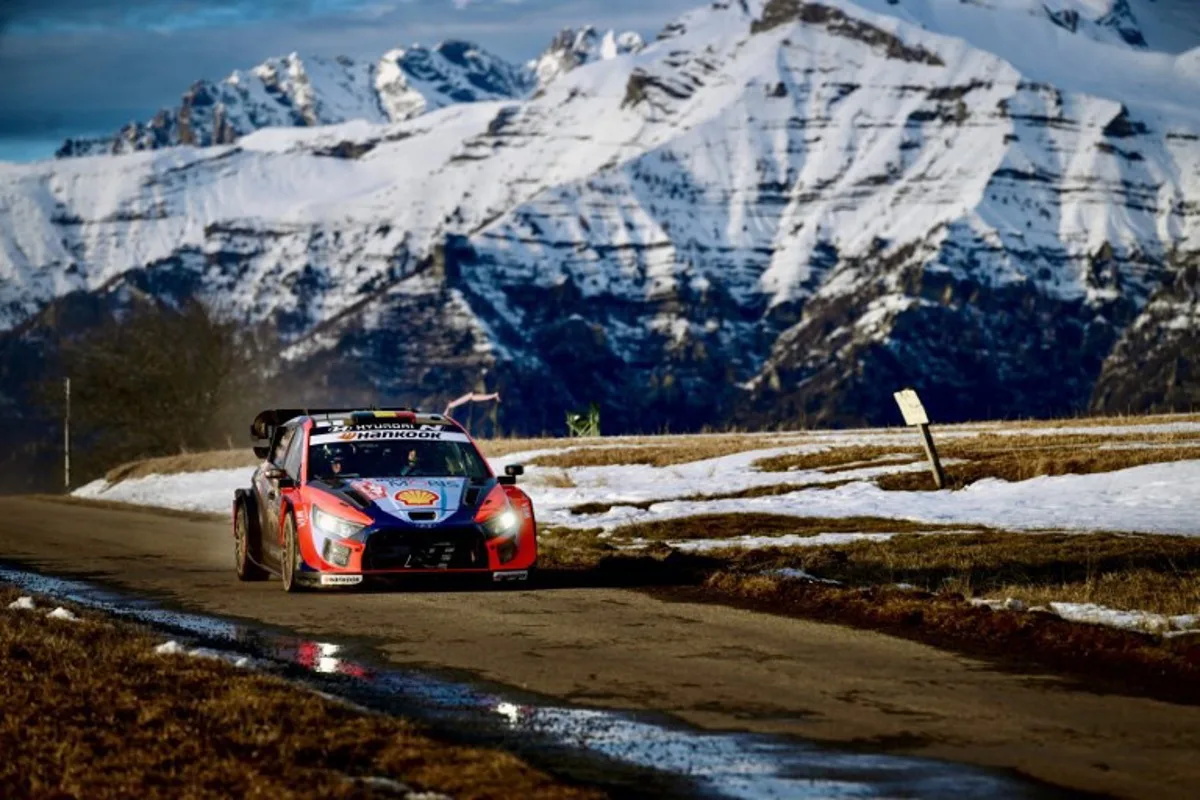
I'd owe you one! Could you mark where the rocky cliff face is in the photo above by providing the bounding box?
[528,27,646,91]
[54,42,535,158]
[4,0,1199,436]
[52,28,650,159]
[1091,254,1200,414]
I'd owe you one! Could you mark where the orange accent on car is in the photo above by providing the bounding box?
[395,489,439,506]
[473,484,509,522]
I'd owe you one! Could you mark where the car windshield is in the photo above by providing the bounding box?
[308,439,490,481]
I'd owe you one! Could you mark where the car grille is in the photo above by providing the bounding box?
[362,526,487,570]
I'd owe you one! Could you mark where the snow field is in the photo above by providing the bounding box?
[69,419,1200,637]
[74,420,1200,536]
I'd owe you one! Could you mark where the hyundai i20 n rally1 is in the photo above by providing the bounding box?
[232,408,536,591]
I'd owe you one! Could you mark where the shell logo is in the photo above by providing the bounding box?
[394,489,439,507]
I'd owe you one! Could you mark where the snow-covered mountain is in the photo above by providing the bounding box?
[4,0,1199,433]
[53,28,647,159]
[529,27,647,91]
[54,42,535,158]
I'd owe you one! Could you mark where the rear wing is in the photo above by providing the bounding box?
[250,407,418,440]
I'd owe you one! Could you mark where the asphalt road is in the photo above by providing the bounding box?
[2,496,1198,799]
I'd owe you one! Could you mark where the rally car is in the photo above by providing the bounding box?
[232,407,536,591]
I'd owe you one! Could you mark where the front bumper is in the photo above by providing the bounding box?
[297,568,531,588]
[298,518,537,579]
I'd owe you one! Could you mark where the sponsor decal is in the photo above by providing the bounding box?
[319,574,364,586]
[310,430,470,445]
[392,477,460,489]
[492,570,529,582]
[322,423,447,433]
[352,480,389,500]
[395,489,439,507]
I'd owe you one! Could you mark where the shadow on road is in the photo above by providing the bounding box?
[349,552,721,594]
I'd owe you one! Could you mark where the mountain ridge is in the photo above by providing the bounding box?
[2,0,1197,441]
[52,27,647,159]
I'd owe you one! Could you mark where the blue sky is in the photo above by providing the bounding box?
[0,0,699,162]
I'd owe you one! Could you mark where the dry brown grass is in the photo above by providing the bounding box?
[993,571,1200,618]
[534,469,578,489]
[0,585,602,800]
[541,520,1200,616]
[700,530,1200,615]
[608,514,986,543]
[536,526,618,569]
[878,433,1200,491]
[754,431,1200,490]
[526,437,791,469]
[753,445,915,474]
[105,450,259,483]
[475,437,579,459]
[566,480,857,516]
[982,412,1200,430]
[695,573,1200,702]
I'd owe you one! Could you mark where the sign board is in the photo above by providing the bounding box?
[893,389,929,427]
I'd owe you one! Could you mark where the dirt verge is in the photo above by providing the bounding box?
[538,528,1200,704]
[0,585,602,800]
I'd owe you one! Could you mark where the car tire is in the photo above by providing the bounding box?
[234,498,268,582]
[280,512,306,593]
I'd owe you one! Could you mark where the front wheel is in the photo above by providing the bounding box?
[280,513,306,593]
[234,499,268,582]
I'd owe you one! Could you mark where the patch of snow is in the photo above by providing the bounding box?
[972,596,1029,612]
[7,596,36,610]
[1048,602,1200,634]
[74,467,256,513]
[154,639,255,667]
[565,461,1200,536]
[665,532,901,552]
[46,607,79,621]
[766,568,842,585]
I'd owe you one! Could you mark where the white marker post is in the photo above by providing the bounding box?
[893,388,945,490]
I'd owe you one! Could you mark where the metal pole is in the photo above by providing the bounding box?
[918,422,945,490]
[64,377,70,491]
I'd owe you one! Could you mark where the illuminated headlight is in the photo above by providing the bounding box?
[482,508,520,539]
[312,507,366,540]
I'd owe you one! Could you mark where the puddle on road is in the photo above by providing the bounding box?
[1,566,1071,799]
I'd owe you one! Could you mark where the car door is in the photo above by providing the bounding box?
[252,426,285,535]
[258,426,297,570]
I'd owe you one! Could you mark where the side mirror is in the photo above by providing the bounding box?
[253,445,270,460]
[505,464,524,477]
[278,476,297,490]
[264,465,287,481]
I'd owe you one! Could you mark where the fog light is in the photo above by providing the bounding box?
[324,539,352,568]
[497,537,518,565]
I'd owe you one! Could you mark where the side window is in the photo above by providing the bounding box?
[283,428,305,480]
[271,428,294,466]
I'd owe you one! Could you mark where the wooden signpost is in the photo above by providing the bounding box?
[893,388,946,490]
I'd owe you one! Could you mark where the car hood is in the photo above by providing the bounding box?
[336,477,471,525]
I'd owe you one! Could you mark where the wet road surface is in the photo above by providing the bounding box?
[1,496,1197,798]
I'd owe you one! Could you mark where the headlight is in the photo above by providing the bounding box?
[312,507,366,539]
[482,507,520,539]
